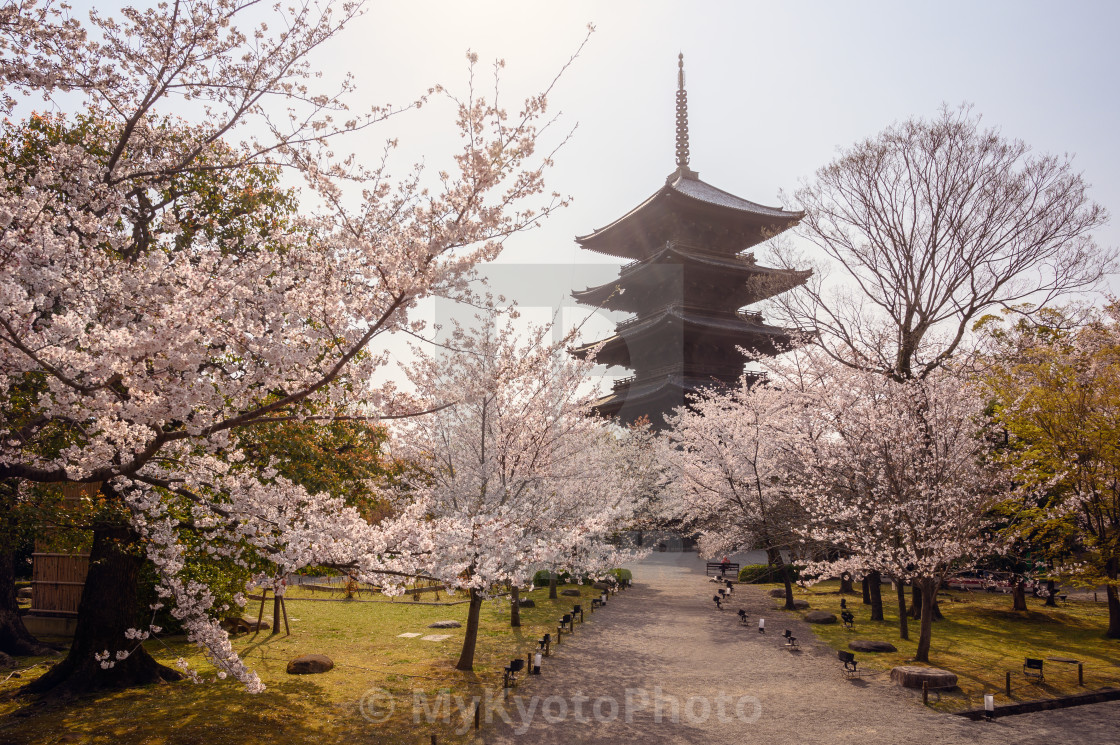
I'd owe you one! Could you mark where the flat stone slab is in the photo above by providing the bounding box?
[397,632,422,638]
[421,634,451,642]
[561,589,582,596]
[769,589,788,598]
[890,665,958,689]
[804,611,837,624]
[790,599,810,610]
[287,654,334,675]
[850,640,897,653]
[428,620,461,628]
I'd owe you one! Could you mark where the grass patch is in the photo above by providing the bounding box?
[0,584,608,744]
[770,580,1120,712]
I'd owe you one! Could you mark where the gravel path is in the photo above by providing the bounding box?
[483,553,1119,744]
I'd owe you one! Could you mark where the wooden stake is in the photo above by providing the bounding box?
[1005,671,1011,696]
[1078,663,1084,686]
[922,680,929,705]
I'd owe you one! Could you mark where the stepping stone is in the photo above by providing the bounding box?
[890,665,958,689]
[804,611,837,624]
[850,640,897,653]
[428,620,461,628]
[397,632,422,638]
[421,634,451,642]
[286,654,334,675]
[561,589,582,597]
[790,599,810,610]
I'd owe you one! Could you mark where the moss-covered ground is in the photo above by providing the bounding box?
[769,580,1120,712]
[0,583,608,744]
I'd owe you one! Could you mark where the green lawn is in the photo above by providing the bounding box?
[770,580,1120,711]
[0,584,609,744]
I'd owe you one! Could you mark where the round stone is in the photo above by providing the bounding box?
[561,589,582,597]
[791,599,810,610]
[518,598,536,608]
[769,589,788,598]
[804,611,837,623]
[286,654,334,675]
[890,665,958,689]
[427,620,462,629]
[849,640,898,653]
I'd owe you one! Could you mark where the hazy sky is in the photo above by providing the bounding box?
[330,0,1119,267]
[311,0,1120,371]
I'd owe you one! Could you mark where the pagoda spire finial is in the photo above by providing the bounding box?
[675,53,690,169]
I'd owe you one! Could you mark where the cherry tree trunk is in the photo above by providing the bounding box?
[1011,581,1028,612]
[909,584,943,620]
[868,570,884,622]
[21,525,181,698]
[548,571,557,600]
[1043,579,1058,608]
[0,549,53,657]
[510,586,521,628]
[1106,558,1120,639]
[455,589,484,672]
[896,581,909,641]
[915,578,936,662]
[839,572,855,594]
[861,576,871,605]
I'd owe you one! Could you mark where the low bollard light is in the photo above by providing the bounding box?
[983,693,994,720]
[758,618,765,633]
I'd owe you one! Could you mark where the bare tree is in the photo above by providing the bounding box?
[768,104,1113,380]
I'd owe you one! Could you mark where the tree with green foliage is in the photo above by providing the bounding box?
[980,306,1120,638]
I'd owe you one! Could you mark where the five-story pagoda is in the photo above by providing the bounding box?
[571,55,810,428]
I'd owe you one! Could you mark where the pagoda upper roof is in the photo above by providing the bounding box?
[572,241,812,311]
[571,305,792,366]
[576,170,805,260]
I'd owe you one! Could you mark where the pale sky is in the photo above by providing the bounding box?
[316,0,1120,377]
[55,1,1120,385]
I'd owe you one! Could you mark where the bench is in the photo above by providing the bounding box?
[783,629,799,650]
[713,594,723,610]
[838,650,860,678]
[559,613,573,632]
[572,604,583,623]
[503,658,525,688]
[706,562,740,578]
[538,633,551,657]
[1024,657,1044,680]
[841,610,855,629]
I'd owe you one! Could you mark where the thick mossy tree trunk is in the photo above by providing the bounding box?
[867,570,884,622]
[0,549,53,657]
[896,580,909,641]
[1011,580,1029,611]
[548,570,557,600]
[861,576,871,605]
[915,577,937,663]
[509,586,521,628]
[22,524,181,698]
[1106,558,1120,639]
[455,588,484,672]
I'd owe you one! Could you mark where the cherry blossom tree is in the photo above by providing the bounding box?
[663,379,816,610]
[384,312,645,671]
[0,0,579,695]
[789,357,1008,661]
